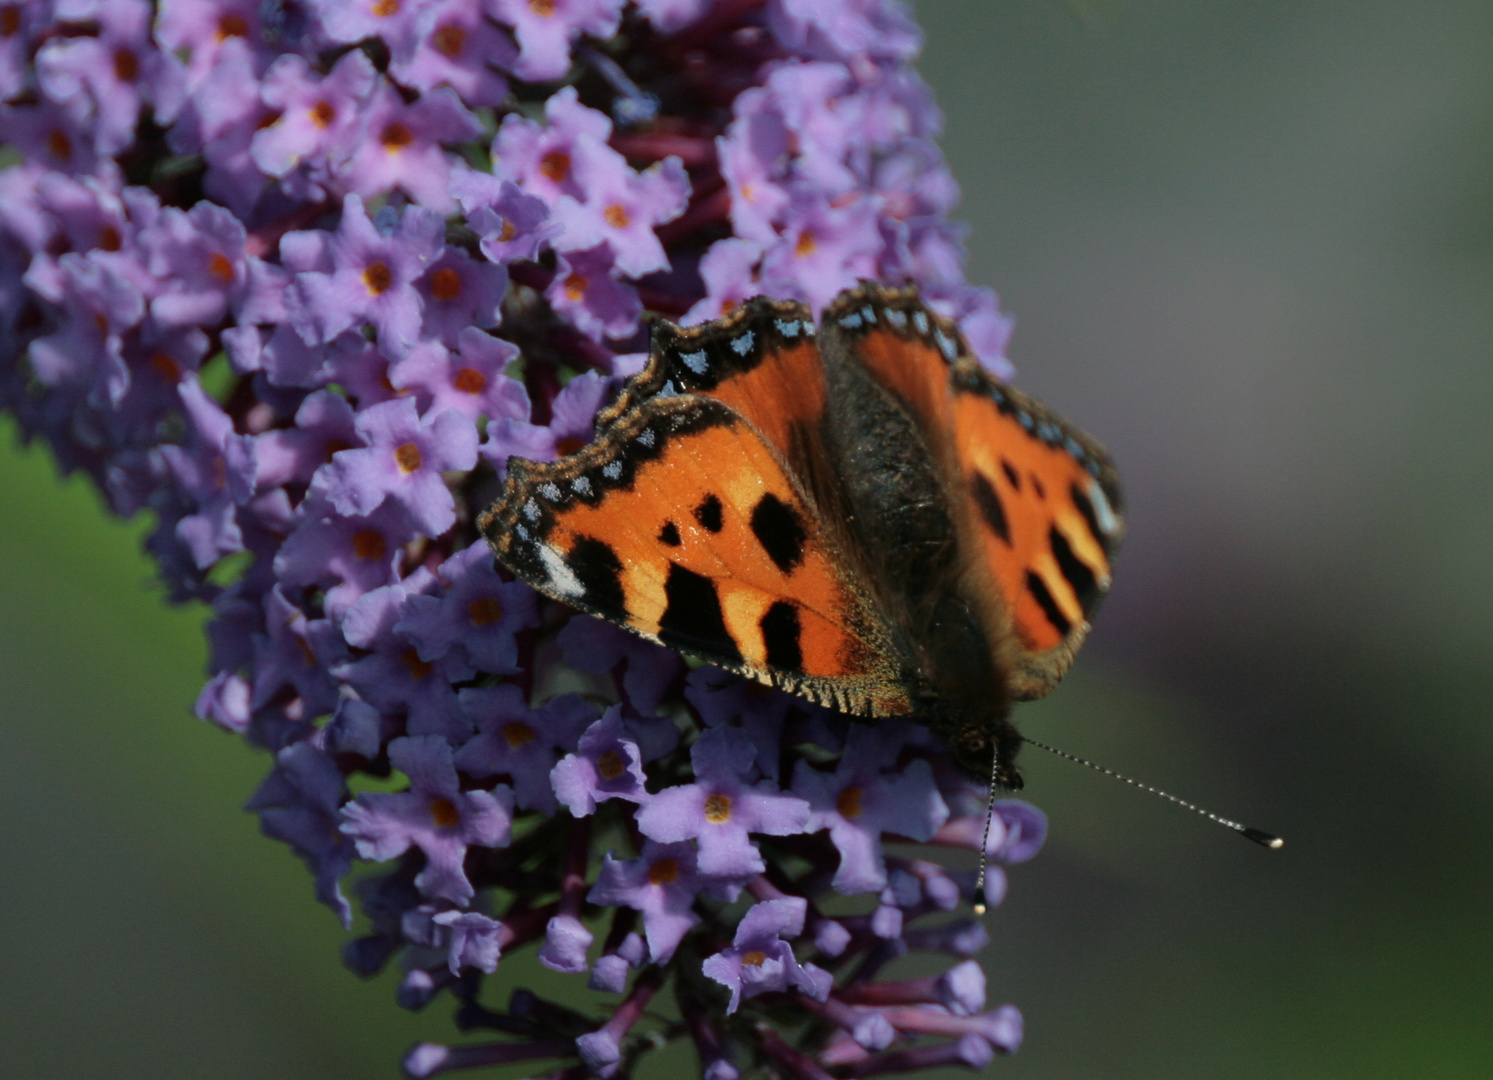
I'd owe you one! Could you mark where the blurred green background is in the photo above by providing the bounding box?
[3,1,1492,1076]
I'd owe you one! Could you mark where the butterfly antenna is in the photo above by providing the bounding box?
[1021,736,1284,849]
[971,745,1002,916]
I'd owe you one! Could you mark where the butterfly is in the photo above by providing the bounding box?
[478,282,1123,788]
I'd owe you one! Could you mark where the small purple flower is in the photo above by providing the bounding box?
[486,0,624,83]
[337,571,474,741]
[431,910,505,975]
[390,0,516,108]
[551,706,650,817]
[792,723,949,894]
[388,329,527,424]
[551,140,690,277]
[340,735,514,905]
[450,170,557,264]
[588,840,718,965]
[683,238,763,326]
[341,84,481,214]
[545,243,643,341]
[273,500,412,618]
[395,543,540,674]
[454,684,596,813]
[637,728,810,877]
[252,50,377,189]
[284,195,446,356]
[414,249,507,345]
[701,898,832,1014]
[247,741,358,925]
[323,397,478,536]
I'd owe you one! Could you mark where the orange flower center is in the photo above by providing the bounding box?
[603,203,630,229]
[529,0,556,15]
[540,150,570,183]
[742,950,767,967]
[596,750,625,780]
[498,220,517,242]
[311,99,336,128]
[467,596,503,626]
[648,858,680,885]
[453,367,487,394]
[371,0,400,16]
[429,266,462,301]
[554,435,586,456]
[502,721,536,749]
[432,22,466,58]
[402,649,432,679]
[149,351,182,381]
[836,786,865,820]
[394,442,422,473]
[351,529,387,560]
[381,122,414,150]
[363,261,393,294]
[563,272,587,301]
[46,129,72,163]
[794,230,817,256]
[208,252,234,283]
[429,796,461,827]
[98,224,122,252]
[216,12,248,39]
[113,48,138,83]
[703,794,732,824]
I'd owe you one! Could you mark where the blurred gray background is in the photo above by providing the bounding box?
[3,1,1491,1076]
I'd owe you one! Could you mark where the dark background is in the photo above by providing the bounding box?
[3,1,1491,1076]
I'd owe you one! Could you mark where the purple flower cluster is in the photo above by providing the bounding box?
[1,0,1042,1075]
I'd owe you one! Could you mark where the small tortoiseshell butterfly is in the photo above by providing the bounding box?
[478,282,1123,788]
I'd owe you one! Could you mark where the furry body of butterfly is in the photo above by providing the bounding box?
[480,283,1124,787]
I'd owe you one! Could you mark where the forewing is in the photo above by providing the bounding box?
[480,393,913,717]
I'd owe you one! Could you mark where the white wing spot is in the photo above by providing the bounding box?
[838,312,864,329]
[912,310,929,333]
[886,309,908,328]
[515,524,530,541]
[538,544,584,599]
[523,498,541,522]
[775,318,802,337]
[730,330,755,356]
[679,349,708,374]
[571,475,593,496]
[636,427,656,448]
[539,482,562,501]
[934,328,957,361]
[1087,478,1121,538]
[860,305,875,323]
[602,460,623,480]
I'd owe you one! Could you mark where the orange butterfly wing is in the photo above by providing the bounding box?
[822,284,1124,702]
[479,390,912,717]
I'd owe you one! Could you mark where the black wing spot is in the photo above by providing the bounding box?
[693,493,724,533]
[658,521,681,547]
[1000,458,1022,491]
[759,600,803,672]
[971,471,1011,545]
[658,562,742,664]
[1031,474,1046,500]
[1025,570,1072,638]
[1049,526,1100,613]
[750,493,807,573]
[567,536,626,616]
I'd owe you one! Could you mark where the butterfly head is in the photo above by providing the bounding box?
[948,723,1025,791]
